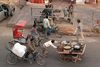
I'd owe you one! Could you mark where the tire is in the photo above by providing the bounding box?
[39,39,47,48]
[37,25,45,37]
[59,54,70,62]
[35,37,40,47]
[37,25,43,32]
[38,30,45,37]
[71,59,81,63]
[36,54,46,65]
[54,27,62,38]
[6,53,17,65]
[71,55,81,63]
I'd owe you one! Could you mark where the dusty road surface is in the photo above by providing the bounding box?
[0,1,100,67]
[0,26,100,67]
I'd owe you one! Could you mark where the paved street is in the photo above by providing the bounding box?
[0,26,100,67]
[0,1,100,67]
[8,2,100,28]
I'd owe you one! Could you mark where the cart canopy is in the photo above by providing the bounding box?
[13,20,27,29]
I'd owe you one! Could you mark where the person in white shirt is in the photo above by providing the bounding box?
[41,40,58,57]
[74,19,84,40]
[43,15,51,38]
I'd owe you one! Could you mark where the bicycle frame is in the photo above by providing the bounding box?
[47,27,57,33]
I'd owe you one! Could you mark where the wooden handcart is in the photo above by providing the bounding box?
[57,43,86,63]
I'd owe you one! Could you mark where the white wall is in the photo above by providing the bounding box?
[76,0,85,4]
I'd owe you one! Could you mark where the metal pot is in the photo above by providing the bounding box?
[73,45,81,50]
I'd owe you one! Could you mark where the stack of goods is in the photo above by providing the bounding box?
[73,42,83,52]
[12,43,27,57]
[57,41,84,53]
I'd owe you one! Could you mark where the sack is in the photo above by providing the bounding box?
[12,43,26,57]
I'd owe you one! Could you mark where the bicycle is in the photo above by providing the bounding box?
[93,24,100,33]
[5,41,46,65]
[26,34,46,47]
[38,26,62,38]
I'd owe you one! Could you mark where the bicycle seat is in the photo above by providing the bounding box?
[36,20,43,23]
[41,13,45,15]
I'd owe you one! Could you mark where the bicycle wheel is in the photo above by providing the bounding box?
[6,53,17,65]
[35,37,40,47]
[54,28,62,38]
[59,54,70,62]
[93,25,100,33]
[36,54,46,65]
[39,39,47,48]
[38,29,45,37]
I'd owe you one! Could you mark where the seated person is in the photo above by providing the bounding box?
[48,2,53,8]
[42,5,49,15]
[48,18,57,29]
[47,2,53,16]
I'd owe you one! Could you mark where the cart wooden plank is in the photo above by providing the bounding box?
[57,44,86,55]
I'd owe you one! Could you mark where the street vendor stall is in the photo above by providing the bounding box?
[57,39,86,63]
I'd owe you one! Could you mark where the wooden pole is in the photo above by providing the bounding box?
[31,7,32,23]
[92,11,94,28]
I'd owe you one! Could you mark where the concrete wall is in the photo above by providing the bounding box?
[76,0,85,4]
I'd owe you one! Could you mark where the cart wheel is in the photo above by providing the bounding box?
[6,53,17,65]
[36,54,46,65]
[59,54,70,62]
[71,55,81,63]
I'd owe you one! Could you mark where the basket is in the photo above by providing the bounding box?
[63,46,71,52]
[57,45,63,51]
